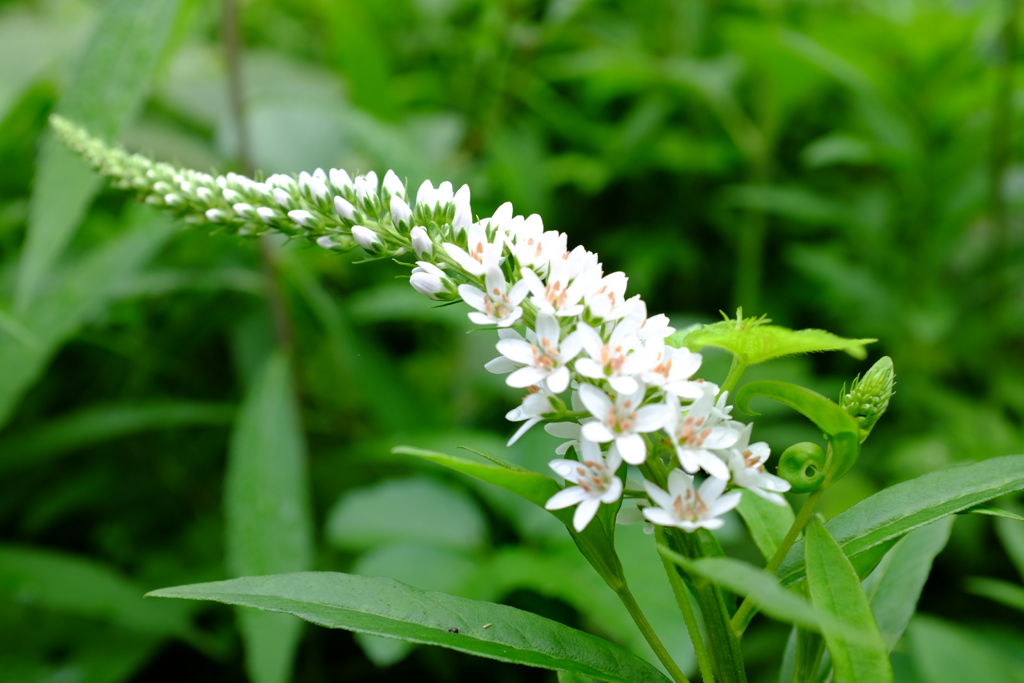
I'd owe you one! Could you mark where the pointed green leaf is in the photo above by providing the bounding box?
[804,517,892,683]
[17,0,182,310]
[226,353,314,683]
[737,490,795,562]
[863,517,953,651]
[659,548,823,631]
[960,503,1024,523]
[778,455,1024,586]
[394,445,560,508]
[148,573,671,683]
[996,512,1024,581]
[678,313,874,365]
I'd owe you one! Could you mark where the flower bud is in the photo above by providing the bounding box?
[205,208,227,222]
[329,168,352,191]
[256,207,277,222]
[383,169,405,197]
[334,196,356,220]
[416,179,435,208]
[410,261,453,300]
[164,193,182,206]
[273,188,292,207]
[197,187,214,202]
[233,202,255,217]
[288,209,315,227]
[351,225,383,252]
[410,226,432,258]
[840,356,895,441]
[223,188,242,203]
[390,195,412,231]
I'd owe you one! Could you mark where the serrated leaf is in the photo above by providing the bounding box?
[804,518,892,683]
[148,573,671,683]
[17,0,182,310]
[777,456,1024,586]
[679,314,874,365]
[226,352,314,683]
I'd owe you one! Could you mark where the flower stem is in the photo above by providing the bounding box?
[719,355,748,396]
[613,584,691,683]
[656,527,715,683]
[731,487,825,636]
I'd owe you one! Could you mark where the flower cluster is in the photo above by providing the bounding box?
[52,116,791,534]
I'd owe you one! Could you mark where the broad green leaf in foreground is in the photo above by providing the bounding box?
[16,0,182,310]
[675,311,874,365]
[777,455,1024,585]
[225,353,314,683]
[804,518,892,683]
[148,573,671,683]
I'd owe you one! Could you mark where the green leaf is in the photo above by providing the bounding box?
[148,573,671,683]
[658,549,824,632]
[960,503,1024,523]
[735,380,861,484]
[0,401,235,474]
[778,455,1024,586]
[16,0,182,310]
[736,490,795,562]
[0,545,196,641]
[996,511,1024,581]
[678,312,874,365]
[863,517,953,650]
[0,211,174,429]
[804,518,892,683]
[394,445,561,509]
[325,476,486,552]
[907,615,1024,683]
[964,577,1024,613]
[226,352,314,683]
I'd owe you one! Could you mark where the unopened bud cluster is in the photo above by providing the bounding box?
[53,116,792,534]
[840,356,895,440]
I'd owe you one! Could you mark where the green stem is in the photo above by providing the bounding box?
[656,528,715,683]
[613,584,691,683]
[719,355,748,396]
[731,488,825,636]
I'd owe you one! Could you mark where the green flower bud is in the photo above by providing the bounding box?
[840,356,895,441]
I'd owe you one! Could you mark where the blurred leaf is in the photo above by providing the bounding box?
[736,490,795,562]
[964,577,1024,613]
[149,573,673,683]
[778,455,1024,585]
[0,212,174,429]
[680,314,874,365]
[907,615,1024,683]
[16,0,181,310]
[719,185,848,226]
[863,517,953,650]
[960,503,1024,523]
[0,401,235,474]
[0,545,195,640]
[996,513,1024,581]
[325,475,486,552]
[804,517,892,683]
[801,134,874,168]
[226,352,314,683]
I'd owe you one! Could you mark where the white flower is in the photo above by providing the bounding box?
[505,385,559,445]
[409,261,450,299]
[545,439,623,532]
[458,267,530,328]
[390,195,412,227]
[300,171,329,201]
[443,222,505,277]
[351,225,382,251]
[256,206,277,222]
[642,469,741,532]
[506,214,567,276]
[329,168,352,191]
[574,320,650,394]
[583,271,630,322]
[642,342,705,399]
[273,188,292,207]
[205,208,226,222]
[665,393,739,480]
[416,179,436,208]
[410,226,433,258]
[317,235,345,250]
[724,424,791,506]
[495,311,582,393]
[578,382,670,465]
[354,172,378,202]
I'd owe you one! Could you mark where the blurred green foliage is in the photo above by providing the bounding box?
[1,0,1023,681]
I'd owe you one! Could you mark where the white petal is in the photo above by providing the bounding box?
[634,404,671,433]
[642,507,678,527]
[496,338,537,365]
[577,383,613,418]
[573,498,602,532]
[545,486,588,510]
[507,366,548,387]
[615,433,647,465]
[547,367,570,394]
[581,421,615,443]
